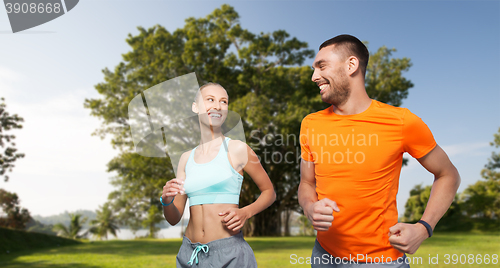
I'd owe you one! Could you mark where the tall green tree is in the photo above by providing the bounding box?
[461,128,500,219]
[401,184,462,229]
[52,213,87,239]
[365,45,413,107]
[88,203,120,240]
[0,97,24,182]
[85,4,413,236]
[402,128,500,230]
[401,184,431,222]
[0,188,31,229]
[107,154,170,237]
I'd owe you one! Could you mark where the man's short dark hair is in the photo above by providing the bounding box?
[319,34,369,77]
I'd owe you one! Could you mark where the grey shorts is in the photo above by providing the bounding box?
[176,232,257,268]
[311,239,410,268]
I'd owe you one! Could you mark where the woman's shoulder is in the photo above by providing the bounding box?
[179,150,193,165]
[227,139,249,154]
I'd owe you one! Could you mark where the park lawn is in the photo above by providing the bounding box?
[0,233,498,268]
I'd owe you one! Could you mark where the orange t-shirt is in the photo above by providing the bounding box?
[300,99,436,262]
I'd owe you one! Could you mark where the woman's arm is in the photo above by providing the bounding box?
[161,151,189,225]
[220,142,276,231]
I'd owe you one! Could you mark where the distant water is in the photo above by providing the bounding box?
[89,226,302,240]
[110,226,185,240]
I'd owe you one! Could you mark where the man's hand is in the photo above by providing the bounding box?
[388,223,429,254]
[305,198,340,231]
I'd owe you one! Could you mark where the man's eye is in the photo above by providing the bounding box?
[207,98,214,102]
[221,100,227,104]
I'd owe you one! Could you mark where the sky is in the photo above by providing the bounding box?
[0,0,499,218]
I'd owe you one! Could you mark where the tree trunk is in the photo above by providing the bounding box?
[252,205,281,236]
[284,209,291,236]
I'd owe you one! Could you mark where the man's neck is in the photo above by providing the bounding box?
[332,89,372,116]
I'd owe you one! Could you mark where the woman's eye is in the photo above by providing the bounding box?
[207,98,214,102]
[221,100,227,104]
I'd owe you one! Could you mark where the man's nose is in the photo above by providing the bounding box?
[311,68,320,82]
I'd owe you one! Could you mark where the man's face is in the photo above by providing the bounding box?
[311,47,350,106]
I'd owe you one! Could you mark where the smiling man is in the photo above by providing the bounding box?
[298,34,461,267]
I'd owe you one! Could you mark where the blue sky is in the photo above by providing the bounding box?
[0,0,499,218]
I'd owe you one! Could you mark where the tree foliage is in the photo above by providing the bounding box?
[365,46,413,107]
[0,98,24,182]
[0,188,31,229]
[88,203,120,240]
[85,4,414,236]
[52,213,87,239]
[106,154,170,236]
[461,127,500,219]
[298,215,315,236]
[401,184,431,222]
[401,183,462,230]
[403,128,500,230]
[25,218,57,236]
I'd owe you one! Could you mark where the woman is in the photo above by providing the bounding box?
[161,83,276,267]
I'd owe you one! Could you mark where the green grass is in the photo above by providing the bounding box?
[0,227,80,254]
[0,233,498,267]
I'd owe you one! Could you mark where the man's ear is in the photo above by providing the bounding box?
[347,56,360,76]
[192,102,198,113]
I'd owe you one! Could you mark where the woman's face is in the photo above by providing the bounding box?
[193,85,229,127]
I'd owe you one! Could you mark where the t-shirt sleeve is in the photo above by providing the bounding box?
[300,117,314,162]
[402,109,437,159]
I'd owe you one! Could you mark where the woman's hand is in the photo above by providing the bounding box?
[162,178,185,203]
[219,207,251,231]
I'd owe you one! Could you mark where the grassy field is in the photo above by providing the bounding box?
[0,227,80,253]
[0,233,498,267]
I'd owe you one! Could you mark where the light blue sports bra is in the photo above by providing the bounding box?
[184,137,244,206]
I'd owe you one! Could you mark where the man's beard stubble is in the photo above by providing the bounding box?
[321,69,351,107]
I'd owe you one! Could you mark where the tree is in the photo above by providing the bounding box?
[52,213,87,239]
[402,129,500,230]
[298,215,315,236]
[88,203,120,240]
[105,153,173,237]
[0,97,25,182]
[401,184,462,230]
[25,218,57,236]
[0,188,31,229]
[85,4,414,236]
[365,45,413,107]
[461,127,500,219]
[401,184,431,222]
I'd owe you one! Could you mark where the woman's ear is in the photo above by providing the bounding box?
[192,102,198,113]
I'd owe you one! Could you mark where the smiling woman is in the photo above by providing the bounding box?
[160,83,276,268]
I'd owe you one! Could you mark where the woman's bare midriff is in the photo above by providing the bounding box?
[184,203,240,244]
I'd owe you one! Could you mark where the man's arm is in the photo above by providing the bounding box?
[389,145,461,254]
[298,159,339,231]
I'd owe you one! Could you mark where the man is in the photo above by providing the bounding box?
[298,34,460,267]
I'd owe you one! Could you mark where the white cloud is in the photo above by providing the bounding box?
[441,142,490,157]
[0,66,22,100]
[402,142,490,171]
